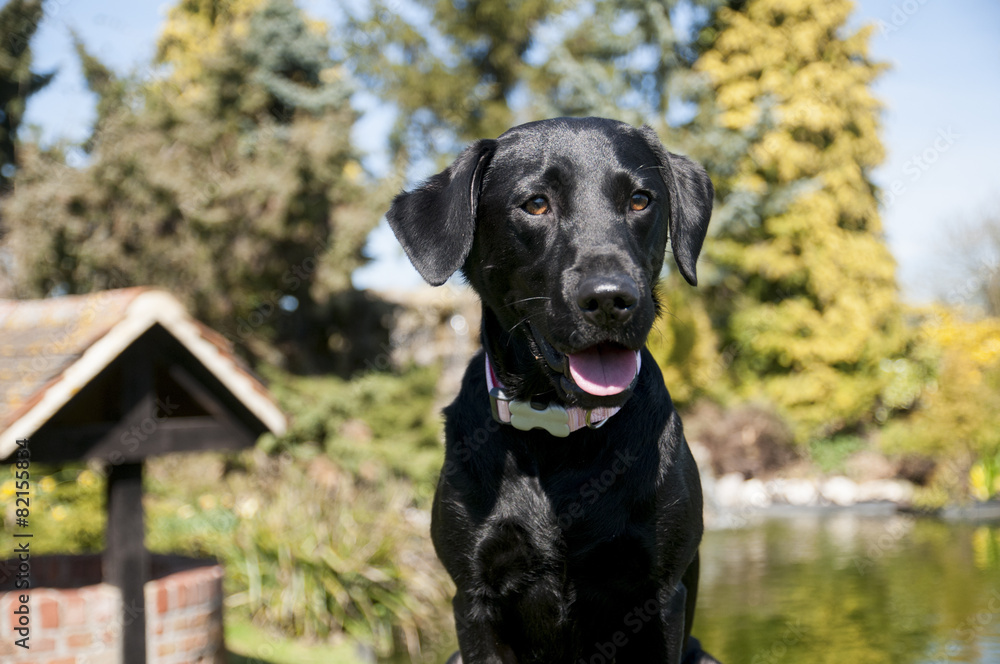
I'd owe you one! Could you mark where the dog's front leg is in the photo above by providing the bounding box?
[660,582,689,664]
[450,592,518,664]
[615,582,688,663]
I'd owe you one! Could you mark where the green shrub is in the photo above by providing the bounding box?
[881,307,1000,501]
[808,435,867,475]
[263,364,444,503]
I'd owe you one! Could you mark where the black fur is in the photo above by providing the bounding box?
[387,117,721,663]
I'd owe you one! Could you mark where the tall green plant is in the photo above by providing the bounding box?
[689,0,914,441]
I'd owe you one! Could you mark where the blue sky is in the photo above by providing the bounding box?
[20,0,1000,302]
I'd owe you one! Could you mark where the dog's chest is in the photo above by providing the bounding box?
[473,449,660,606]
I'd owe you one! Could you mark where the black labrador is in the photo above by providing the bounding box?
[387,117,721,664]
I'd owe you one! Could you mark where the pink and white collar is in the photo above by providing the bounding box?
[484,351,640,438]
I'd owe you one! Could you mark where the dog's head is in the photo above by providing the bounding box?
[387,117,713,409]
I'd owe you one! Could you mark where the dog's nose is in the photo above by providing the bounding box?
[576,274,639,325]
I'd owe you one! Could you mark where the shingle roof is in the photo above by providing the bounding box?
[0,288,286,459]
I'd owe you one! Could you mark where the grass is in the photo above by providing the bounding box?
[226,616,364,664]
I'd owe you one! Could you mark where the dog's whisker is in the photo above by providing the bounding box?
[660,306,683,324]
[503,296,551,309]
[649,323,667,346]
[505,316,531,337]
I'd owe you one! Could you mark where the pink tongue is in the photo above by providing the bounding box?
[567,345,639,396]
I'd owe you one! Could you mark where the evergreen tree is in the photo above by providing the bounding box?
[70,31,129,152]
[349,0,557,161]
[351,0,718,159]
[529,0,718,134]
[0,0,54,191]
[1,0,380,368]
[155,0,265,106]
[690,0,914,441]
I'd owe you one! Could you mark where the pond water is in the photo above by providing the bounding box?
[692,511,1000,664]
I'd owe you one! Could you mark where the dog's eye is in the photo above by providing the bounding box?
[523,196,550,216]
[630,192,650,211]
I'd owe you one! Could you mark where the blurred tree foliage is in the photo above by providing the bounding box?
[348,0,719,164]
[882,307,1000,501]
[526,0,719,138]
[687,0,917,441]
[647,279,720,406]
[0,0,53,192]
[1,0,382,366]
[350,0,552,151]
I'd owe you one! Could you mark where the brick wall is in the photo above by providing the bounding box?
[0,554,225,664]
[0,583,121,664]
[146,563,225,664]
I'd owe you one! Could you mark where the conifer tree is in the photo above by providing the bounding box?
[2,0,380,367]
[690,0,914,441]
[529,0,717,135]
[350,0,557,160]
[0,0,54,191]
[352,0,718,157]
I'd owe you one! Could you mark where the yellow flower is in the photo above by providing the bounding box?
[0,479,15,499]
[77,470,98,489]
[970,464,991,502]
[39,476,56,494]
[198,494,217,511]
[51,505,67,522]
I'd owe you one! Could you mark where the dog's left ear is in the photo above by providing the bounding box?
[639,126,714,286]
[386,139,497,286]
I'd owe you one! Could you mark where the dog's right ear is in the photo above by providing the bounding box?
[386,139,497,286]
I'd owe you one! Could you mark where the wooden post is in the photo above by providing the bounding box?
[105,462,148,663]
[103,340,153,664]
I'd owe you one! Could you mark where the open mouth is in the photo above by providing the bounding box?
[567,344,640,396]
[529,326,641,399]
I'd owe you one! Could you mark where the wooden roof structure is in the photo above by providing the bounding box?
[0,287,286,460]
[0,287,287,663]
